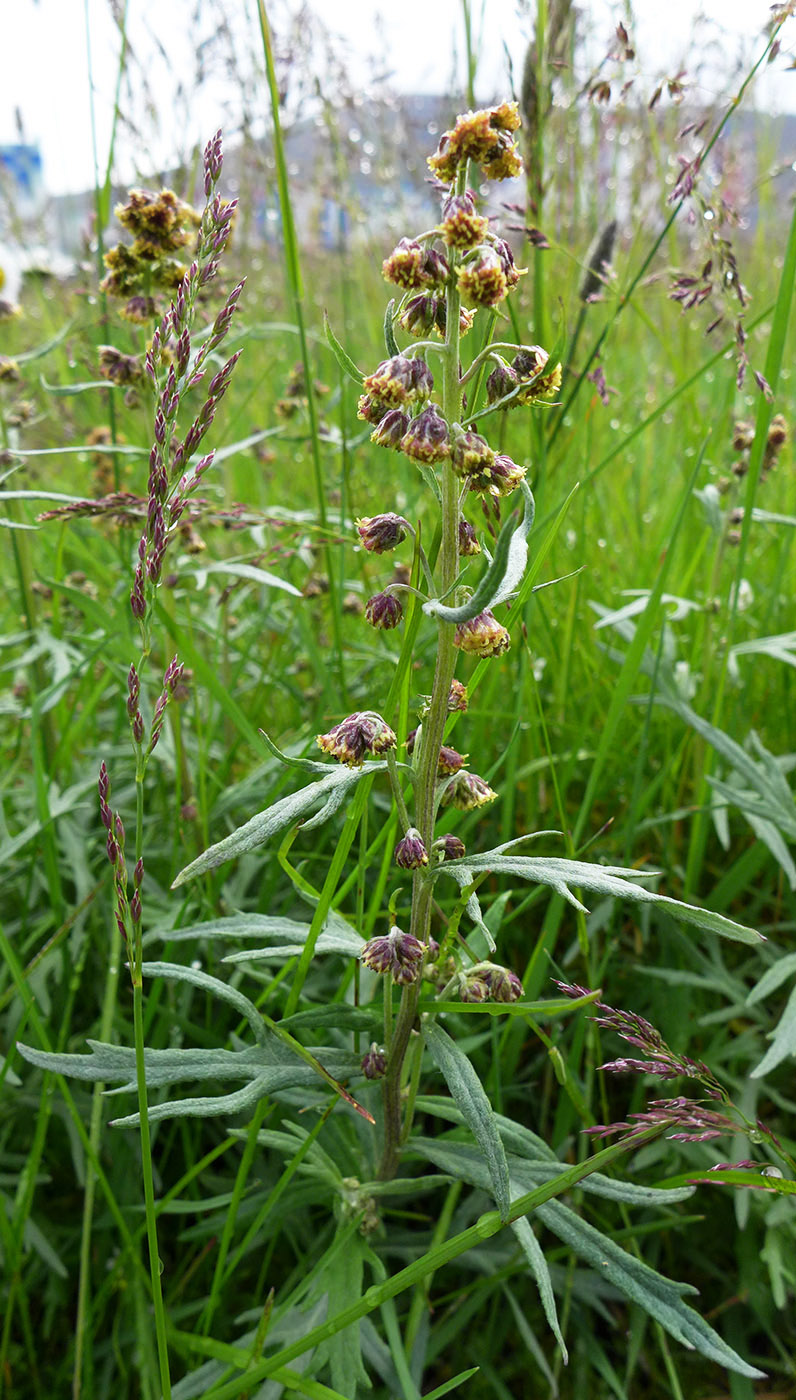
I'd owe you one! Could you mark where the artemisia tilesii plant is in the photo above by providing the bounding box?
[18,106,776,1392]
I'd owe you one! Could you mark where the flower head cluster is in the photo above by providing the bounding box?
[428,103,523,183]
[459,962,523,1003]
[361,926,425,984]
[382,238,450,291]
[454,609,511,658]
[316,711,397,767]
[100,187,203,322]
[440,770,498,812]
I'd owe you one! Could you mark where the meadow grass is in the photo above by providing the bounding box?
[2,4,796,1397]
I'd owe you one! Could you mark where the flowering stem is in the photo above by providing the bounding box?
[378,168,468,1180]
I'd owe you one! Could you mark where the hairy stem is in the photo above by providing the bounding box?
[378,168,467,1180]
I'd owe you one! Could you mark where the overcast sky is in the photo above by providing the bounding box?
[3,0,795,197]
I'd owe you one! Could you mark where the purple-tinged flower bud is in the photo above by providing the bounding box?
[132,710,145,745]
[486,360,519,406]
[435,301,476,339]
[460,972,491,1002]
[134,857,144,890]
[121,295,158,324]
[363,355,431,408]
[106,832,118,866]
[450,426,495,481]
[357,392,393,424]
[454,609,511,658]
[432,833,466,862]
[400,405,450,463]
[382,237,428,290]
[441,771,498,811]
[356,513,410,553]
[492,238,525,289]
[422,247,450,287]
[458,520,481,556]
[484,965,523,1002]
[438,745,466,776]
[365,592,403,630]
[489,453,526,496]
[130,889,142,924]
[468,452,526,498]
[399,293,438,338]
[98,345,144,386]
[448,678,469,711]
[361,926,425,984]
[316,711,397,767]
[441,192,490,250]
[370,409,410,450]
[361,1043,387,1079]
[512,346,562,401]
[457,250,509,309]
[408,357,434,399]
[395,828,429,869]
[114,814,125,845]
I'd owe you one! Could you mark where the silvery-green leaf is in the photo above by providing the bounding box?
[16,1036,363,1127]
[172,761,390,886]
[435,853,762,945]
[223,929,362,961]
[323,309,364,384]
[747,951,796,1005]
[423,480,535,623]
[258,728,332,775]
[188,561,301,596]
[141,961,267,1043]
[751,980,796,1078]
[413,1138,763,1379]
[510,1215,567,1360]
[422,1020,510,1220]
[145,913,321,946]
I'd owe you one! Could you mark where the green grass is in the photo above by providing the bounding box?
[2,6,796,1398]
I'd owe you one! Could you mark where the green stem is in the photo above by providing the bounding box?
[377,166,468,1181]
[257,0,346,703]
[72,915,123,1400]
[132,980,173,1400]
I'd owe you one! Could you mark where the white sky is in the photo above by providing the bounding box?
[3,0,795,197]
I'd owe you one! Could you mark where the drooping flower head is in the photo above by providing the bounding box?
[457,250,509,309]
[512,346,562,402]
[454,609,511,658]
[356,513,410,553]
[450,426,495,481]
[361,926,425,984]
[440,771,498,812]
[467,452,526,499]
[400,405,451,464]
[363,355,433,408]
[316,711,397,767]
[440,191,490,250]
[394,828,429,869]
[365,592,403,630]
